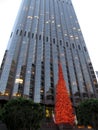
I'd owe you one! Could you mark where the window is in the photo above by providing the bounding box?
[28,32,30,38]
[84,46,87,52]
[46,37,48,42]
[60,40,62,45]
[39,35,41,40]
[36,34,37,39]
[16,29,19,35]
[66,42,68,47]
[24,31,26,36]
[32,33,34,38]
[43,36,45,41]
[20,30,23,36]
[78,45,81,50]
[72,43,75,49]
[53,38,55,44]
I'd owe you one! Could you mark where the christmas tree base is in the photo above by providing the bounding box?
[58,123,73,130]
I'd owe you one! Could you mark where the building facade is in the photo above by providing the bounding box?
[0,0,98,106]
[95,71,98,82]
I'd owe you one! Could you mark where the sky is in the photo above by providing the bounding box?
[0,0,98,71]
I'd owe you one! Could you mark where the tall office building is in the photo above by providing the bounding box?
[0,0,98,107]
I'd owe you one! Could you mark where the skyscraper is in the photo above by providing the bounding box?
[0,0,98,107]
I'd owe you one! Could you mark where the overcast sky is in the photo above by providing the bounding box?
[0,0,98,71]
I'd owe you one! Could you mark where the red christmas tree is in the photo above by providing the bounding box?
[54,63,75,125]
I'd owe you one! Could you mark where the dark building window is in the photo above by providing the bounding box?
[84,46,87,52]
[78,45,81,50]
[39,35,41,40]
[43,36,45,41]
[16,29,19,35]
[53,38,55,44]
[60,40,62,45]
[72,43,75,49]
[24,31,26,36]
[46,37,48,42]
[63,46,65,49]
[28,32,30,38]
[20,30,23,36]
[36,34,37,39]
[66,42,68,47]
[32,33,34,38]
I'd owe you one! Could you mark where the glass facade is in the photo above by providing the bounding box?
[0,0,98,106]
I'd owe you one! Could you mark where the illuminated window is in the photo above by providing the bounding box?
[27,16,33,19]
[78,29,81,31]
[34,16,39,19]
[13,93,21,97]
[78,126,84,128]
[88,126,92,129]
[15,78,23,84]
[40,89,44,93]
[70,35,73,38]
[57,24,61,27]
[64,33,67,36]
[75,36,79,40]
[73,27,76,30]
[46,21,49,24]
[52,20,54,23]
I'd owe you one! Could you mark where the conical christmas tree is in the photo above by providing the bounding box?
[54,63,75,125]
